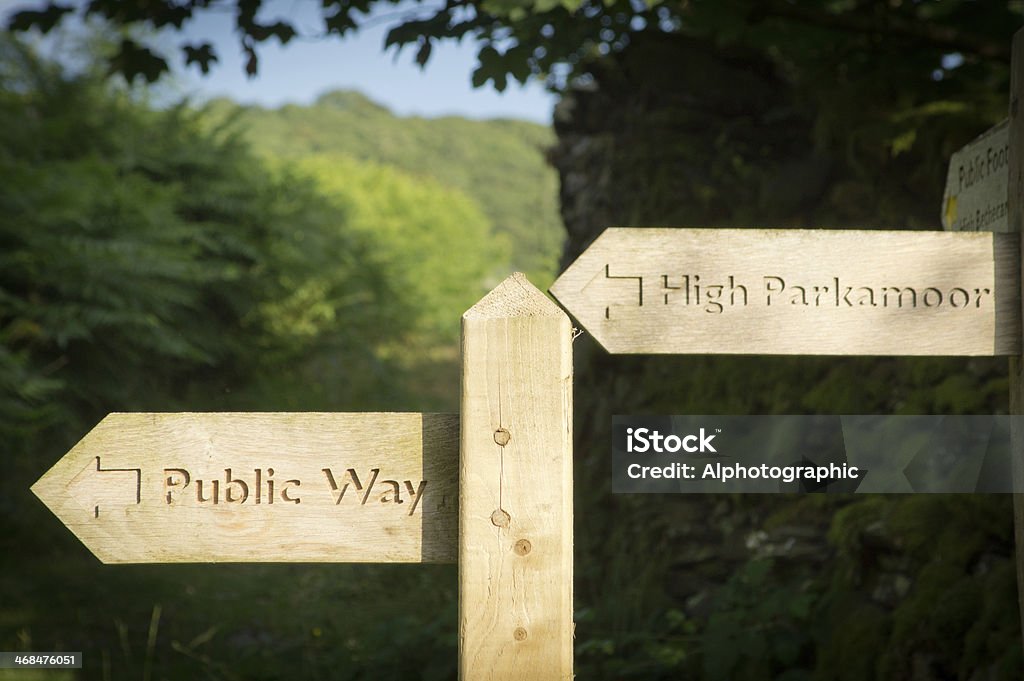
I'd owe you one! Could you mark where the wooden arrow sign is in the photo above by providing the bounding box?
[942,119,1009,232]
[32,412,458,564]
[550,228,1021,356]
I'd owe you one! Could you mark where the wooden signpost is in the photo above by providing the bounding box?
[459,273,574,680]
[30,27,1024,678]
[31,412,459,564]
[32,274,575,681]
[551,228,1020,356]
[943,119,1009,232]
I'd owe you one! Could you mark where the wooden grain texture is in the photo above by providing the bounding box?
[942,118,1009,232]
[1007,26,1024,649]
[550,227,1020,356]
[31,412,458,564]
[459,273,574,681]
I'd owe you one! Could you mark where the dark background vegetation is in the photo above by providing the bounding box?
[3,0,1024,679]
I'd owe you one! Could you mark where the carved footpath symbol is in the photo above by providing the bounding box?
[583,265,643,320]
[68,456,141,518]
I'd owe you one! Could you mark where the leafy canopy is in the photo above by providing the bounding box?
[289,153,505,342]
[203,92,561,284]
[5,0,1019,90]
[0,37,496,445]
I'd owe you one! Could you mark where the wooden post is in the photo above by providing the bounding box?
[1009,26,1024,646]
[459,273,574,680]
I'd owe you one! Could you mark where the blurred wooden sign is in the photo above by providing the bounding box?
[550,228,1020,356]
[31,412,458,564]
[942,119,1009,232]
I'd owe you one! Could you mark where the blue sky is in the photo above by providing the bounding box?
[1,0,556,123]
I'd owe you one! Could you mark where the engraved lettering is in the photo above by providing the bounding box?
[158,467,317,507]
[322,467,360,504]
[729,277,748,307]
[882,287,916,308]
[704,284,724,313]
[379,479,402,504]
[322,468,342,504]
[663,275,747,313]
[949,288,969,308]
[360,468,379,505]
[923,288,943,307]
[196,479,219,504]
[322,469,428,515]
[405,480,427,516]
[650,274,990,312]
[764,276,785,305]
[224,468,248,504]
[164,468,190,504]
[322,467,380,506]
[281,480,300,504]
[855,287,876,307]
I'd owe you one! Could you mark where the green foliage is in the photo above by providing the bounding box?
[0,39,524,442]
[289,153,505,342]
[204,92,562,285]
[0,39,412,446]
[818,496,1021,680]
[700,559,816,681]
[812,596,889,681]
[4,0,1021,99]
[0,38,499,681]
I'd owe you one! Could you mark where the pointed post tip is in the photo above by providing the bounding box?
[464,272,567,320]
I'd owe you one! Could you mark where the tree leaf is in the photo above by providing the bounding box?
[6,4,73,33]
[415,38,432,68]
[183,42,219,75]
[108,39,168,83]
[243,40,258,77]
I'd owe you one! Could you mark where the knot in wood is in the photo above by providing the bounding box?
[490,509,511,528]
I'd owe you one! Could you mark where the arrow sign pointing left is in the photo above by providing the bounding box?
[32,412,458,564]
[551,227,1021,356]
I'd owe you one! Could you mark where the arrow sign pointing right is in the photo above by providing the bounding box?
[550,227,1021,356]
[32,412,458,564]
